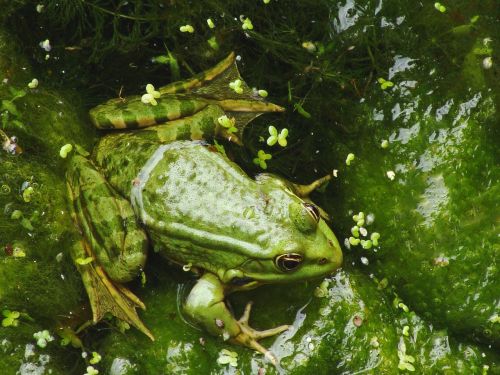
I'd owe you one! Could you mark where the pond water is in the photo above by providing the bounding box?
[0,1,498,374]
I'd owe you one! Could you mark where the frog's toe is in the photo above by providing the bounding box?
[237,301,290,338]
[252,324,290,340]
[237,300,254,325]
[233,326,279,365]
[233,301,290,364]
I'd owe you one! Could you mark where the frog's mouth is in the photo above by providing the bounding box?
[230,276,255,286]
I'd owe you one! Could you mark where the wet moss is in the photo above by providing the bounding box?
[320,35,499,347]
[0,0,498,373]
[0,321,79,374]
[95,263,498,374]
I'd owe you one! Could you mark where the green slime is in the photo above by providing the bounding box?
[0,0,499,373]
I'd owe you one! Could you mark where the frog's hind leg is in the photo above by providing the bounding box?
[130,104,245,145]
[159,52,237,95]
[67,155,153,340]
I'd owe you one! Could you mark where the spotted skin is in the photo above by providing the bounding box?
[66,53,342,360]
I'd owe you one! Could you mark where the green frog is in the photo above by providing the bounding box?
[66,53,342,362]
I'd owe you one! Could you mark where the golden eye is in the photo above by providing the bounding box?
[275,253,303,272]
[304,203,320,223]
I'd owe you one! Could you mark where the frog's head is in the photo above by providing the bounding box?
[219,174,342,286]
[269,201,343,283]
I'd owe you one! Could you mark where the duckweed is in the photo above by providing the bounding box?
[217,349,238,367]
[59,143,73,158]
[141,84,161,105]
[349,237,360,246]
[179,25,195,33]
[266,125,288,147]
[370,232,380,246]
[314,279,330,298]
[2,310,20,327]
[89,351,102,365]
[360,239,372,249]
[377,78,394,90]
[434,2,447,13]
[398,303,410,313]
[22,186,34,202]
[84,365,99,375]
[345,153,355,166]
[33,330,54,348]
[12,246,26,257]
[217,115,237,133]
[241,17,253,31]
[10,209,22,220]
[75,257,93,265]
[39,38,51,51]
[402,325,410,336]
[351,225,360,237]
[229,79,243,94]
[253,150,272,169]
[27,78,38,88]
[257,89,268,98]
[207,36,219,50]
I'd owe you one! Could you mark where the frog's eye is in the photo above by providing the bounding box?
[275,253,303,272]
[303,203,320,223]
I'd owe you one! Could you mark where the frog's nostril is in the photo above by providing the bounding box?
[327,239,334,247]
[318,257,328,265]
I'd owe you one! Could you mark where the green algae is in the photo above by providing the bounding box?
[95,264,498,374]
[320,21,499,347]
[0,0,499,373]
[0,321,78,374]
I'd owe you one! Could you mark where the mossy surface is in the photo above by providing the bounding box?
[314,5,499,347]
[0,0,498,374]
[96,265,498,374]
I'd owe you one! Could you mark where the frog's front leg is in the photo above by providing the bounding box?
[67,155,153,339]
[184,273,288,364]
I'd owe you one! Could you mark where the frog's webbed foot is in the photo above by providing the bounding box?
[232,301,289,365]
[73,240,154,341]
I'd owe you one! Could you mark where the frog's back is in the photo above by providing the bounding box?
[130,141,264,234]
[93,134,299,270]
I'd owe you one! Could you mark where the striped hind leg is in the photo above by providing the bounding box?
[127,105,242,144]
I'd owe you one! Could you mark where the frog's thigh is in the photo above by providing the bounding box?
[67,155,148,283]
[184,273,240,338]
[184,273,287,362]
[135,105,233,143]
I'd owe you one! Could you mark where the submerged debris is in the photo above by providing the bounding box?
[1,130,22,155]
